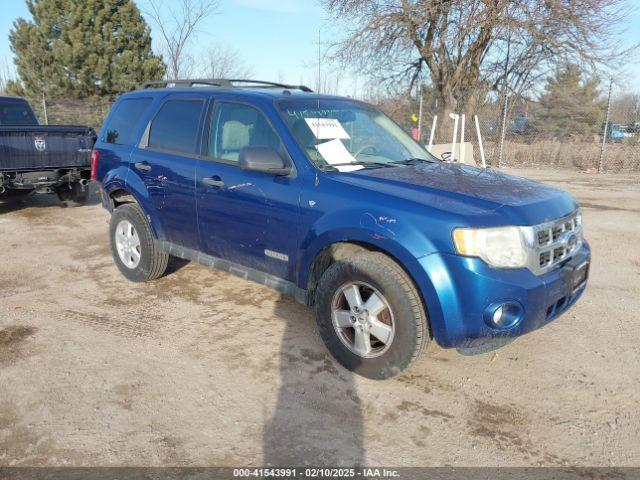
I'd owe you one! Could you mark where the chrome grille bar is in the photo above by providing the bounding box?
[526,210,582,275]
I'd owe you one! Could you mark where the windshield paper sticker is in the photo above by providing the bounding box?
[316,139,363,172]
[305,118,350,140]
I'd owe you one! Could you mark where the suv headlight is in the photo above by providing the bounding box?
[453,226,528,269]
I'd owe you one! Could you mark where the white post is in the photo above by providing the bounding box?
[428,115,437,152]
[474,114,487,168]
[417,90,423,140]
[449,113,459,162]
[460,114,466,164]
[41,92,48,125]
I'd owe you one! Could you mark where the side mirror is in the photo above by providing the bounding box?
[239,147,291,176]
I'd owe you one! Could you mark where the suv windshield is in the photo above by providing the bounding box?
[278,99,437,171]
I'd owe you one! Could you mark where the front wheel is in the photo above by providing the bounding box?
[109,203,168,282]
[314,252,429,379]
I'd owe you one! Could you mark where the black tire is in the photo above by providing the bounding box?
[2,188,34,200]
[57,182,89,206]
[109,203,168,282]
[315,251,429,379]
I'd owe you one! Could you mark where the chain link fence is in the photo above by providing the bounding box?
[21,95,114,132]
[479,91,639,173]
[375,87,640,173]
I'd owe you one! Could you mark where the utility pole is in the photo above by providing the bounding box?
[598,78,613,174]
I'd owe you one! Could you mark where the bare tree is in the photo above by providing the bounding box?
[0,57,15,94]
[198,43,253,79]
[322,0,637,115]
[611,93,640,124]
[145,0,219,80]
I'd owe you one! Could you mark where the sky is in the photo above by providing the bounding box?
[1,0,639,96]
[0,0,350,91]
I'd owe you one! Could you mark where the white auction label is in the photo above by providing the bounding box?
[304,118,350,140]
[316,139,363,172]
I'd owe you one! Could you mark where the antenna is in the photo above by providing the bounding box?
[315,29,321,185]
[318,29,321,95]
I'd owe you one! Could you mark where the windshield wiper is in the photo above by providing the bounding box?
[390,157,434,165]
[319,161,397,170]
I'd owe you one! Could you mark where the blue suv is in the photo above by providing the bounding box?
[92,79,590,379]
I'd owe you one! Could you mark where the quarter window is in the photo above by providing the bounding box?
[210,102,281,163]
[148,99,204,154]
[103,97,152,145]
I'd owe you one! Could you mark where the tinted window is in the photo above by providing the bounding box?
[148,99,204,154]
[103,97,152,145]
[210,102,280,163]
[0,100,37,126]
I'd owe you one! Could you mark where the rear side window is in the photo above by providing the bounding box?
[0,100,37,126]
[103,97,152,145]
[148,99,204,154]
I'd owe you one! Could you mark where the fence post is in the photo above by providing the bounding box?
[41,92,48,125]
[498,91,508,168]
[473,114,487,168]
[417,86,423,141]
[598,78,612,174]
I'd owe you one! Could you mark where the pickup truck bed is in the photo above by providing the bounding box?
[0,125,95,171]
[0,95,96,203]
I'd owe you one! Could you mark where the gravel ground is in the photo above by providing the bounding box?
[0,167,639,467]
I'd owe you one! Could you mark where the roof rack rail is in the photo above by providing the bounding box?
[140,79,313,92]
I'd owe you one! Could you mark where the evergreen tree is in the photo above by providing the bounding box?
[535,64,604,139]
[8,0,166,99]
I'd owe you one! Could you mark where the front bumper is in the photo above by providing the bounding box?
[413,243,590,348]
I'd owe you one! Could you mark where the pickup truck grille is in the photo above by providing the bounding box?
[531,211,582,274]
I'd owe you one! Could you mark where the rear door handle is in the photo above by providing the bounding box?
[134,161,151,172]
[203,177,225,188]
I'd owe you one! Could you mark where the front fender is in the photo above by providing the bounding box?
[295,207,440,291]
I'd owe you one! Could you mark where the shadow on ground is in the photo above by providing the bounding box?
[0,187,100,215]
[262,294,365,466]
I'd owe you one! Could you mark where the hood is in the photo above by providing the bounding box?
[332,162,578,225]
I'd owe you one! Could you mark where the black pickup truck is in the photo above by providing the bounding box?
[0,96,96,204]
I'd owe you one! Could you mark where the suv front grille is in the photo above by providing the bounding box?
[530,211,582,274]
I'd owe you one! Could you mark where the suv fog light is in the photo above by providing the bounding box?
[484,302,523,329]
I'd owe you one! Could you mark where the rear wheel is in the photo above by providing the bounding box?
[57,182,89,206]
[1,189,34,200]
[109,203,168,282]
[314,251,429,379]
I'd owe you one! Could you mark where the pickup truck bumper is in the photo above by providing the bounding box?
[414,244,590,348]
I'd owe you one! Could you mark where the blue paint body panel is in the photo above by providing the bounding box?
[94,87,590,348]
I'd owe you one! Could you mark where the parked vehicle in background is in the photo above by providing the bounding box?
[0,96,96,204]
[600,122,639,142]
[93,79,590,379]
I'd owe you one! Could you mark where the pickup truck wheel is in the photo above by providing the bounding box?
[57,182,89,206]
[2,189,33,200]
[315,252,429,379]
[109,203,168,282]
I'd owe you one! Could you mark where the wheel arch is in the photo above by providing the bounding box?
[302,237,434,340]
[103,182,165,241]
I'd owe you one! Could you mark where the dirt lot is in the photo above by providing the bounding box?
[1,167,639,467]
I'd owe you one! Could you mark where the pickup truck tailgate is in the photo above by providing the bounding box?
[0,126,96,171]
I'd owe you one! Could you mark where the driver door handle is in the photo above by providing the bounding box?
[134,161,151,172]
[203,177,225,188]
